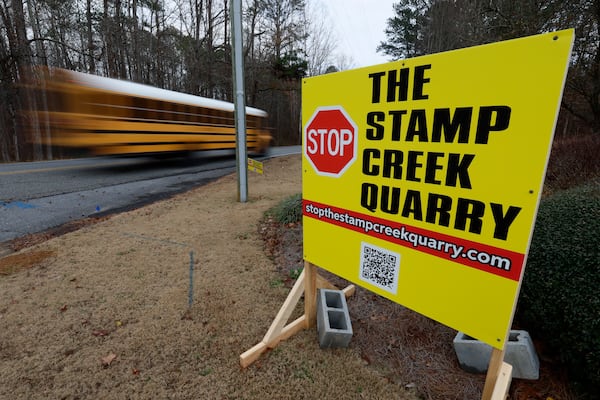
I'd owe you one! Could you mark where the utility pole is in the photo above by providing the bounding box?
[230,0,248,202]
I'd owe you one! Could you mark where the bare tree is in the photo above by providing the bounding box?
[555,0,600,132]
[259,0,306,60]
[0,0,329,161]
[86,0,96,73]
[302,0,337,76]
[0,0,34,160]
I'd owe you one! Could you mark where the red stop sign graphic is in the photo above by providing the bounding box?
[304,106,358,177]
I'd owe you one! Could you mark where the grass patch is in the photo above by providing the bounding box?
[264,193,302,224]
[0,250,56,276]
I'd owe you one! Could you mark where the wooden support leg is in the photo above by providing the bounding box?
[240,270,306,368]
[491,362,513,400]
[262,270,306,344]
[304,261,317,329]
[482,348,507,400]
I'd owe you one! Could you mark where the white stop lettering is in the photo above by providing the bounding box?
[307,128,353,156]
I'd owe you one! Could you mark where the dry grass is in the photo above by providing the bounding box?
[0,155,419,400]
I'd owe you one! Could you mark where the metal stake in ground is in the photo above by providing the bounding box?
[188,251,194,308]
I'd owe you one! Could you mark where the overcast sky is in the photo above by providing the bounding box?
[314,0,397,68]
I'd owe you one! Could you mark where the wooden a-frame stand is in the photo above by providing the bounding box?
[240,261,513,400]
[240,261,354,368]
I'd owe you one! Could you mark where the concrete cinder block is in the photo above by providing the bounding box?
[316,289,353,348]
[453,330,540,380]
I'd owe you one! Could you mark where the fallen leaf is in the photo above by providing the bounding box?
[101,353,117,367]
[92,329,111,337]
[360,352,372,365]
[60,304,68,312]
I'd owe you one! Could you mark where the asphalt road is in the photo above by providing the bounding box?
[0,146,300,243]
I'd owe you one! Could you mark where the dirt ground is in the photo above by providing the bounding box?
[0,155,574,399]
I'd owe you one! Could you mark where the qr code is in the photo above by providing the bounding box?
[359,242,400,294]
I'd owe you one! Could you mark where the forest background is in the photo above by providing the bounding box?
[0,0,599,162]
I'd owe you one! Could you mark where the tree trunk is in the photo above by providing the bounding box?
[86,0,96,73]
[10,0,38,160]
[115,0,126,79]
[205,0,214,96]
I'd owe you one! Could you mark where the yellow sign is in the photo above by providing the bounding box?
[302,30,573,349]
[248,158,263,174]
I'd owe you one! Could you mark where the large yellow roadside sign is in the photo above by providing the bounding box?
[302,30,573,349]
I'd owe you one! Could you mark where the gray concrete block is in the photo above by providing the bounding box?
[317,289,353,348]
[453,330,540,380]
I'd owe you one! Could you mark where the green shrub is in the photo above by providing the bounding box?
[265,193,302,224]
[517,180,600,397]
